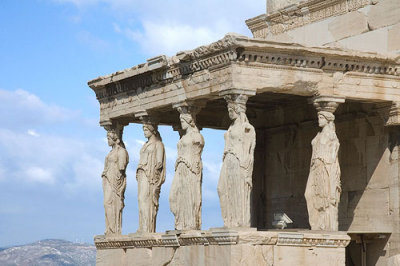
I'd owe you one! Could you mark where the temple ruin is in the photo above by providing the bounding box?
[89,0,400,265]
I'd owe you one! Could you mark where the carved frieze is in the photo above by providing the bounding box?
[247,0,371,36]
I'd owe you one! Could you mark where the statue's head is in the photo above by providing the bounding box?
[180,113,196,131]
[143,123,158,139]
[107,131,120,147]
[225,94,248,121]
[318,111,335,128]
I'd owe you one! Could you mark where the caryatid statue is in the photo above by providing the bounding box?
[305,97,344,231]
[102,126,129,236]
[136,121,166,233]
[169,106,204,230]
[218,94,256,228]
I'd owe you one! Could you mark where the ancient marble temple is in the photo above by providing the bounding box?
[90,0,400,265]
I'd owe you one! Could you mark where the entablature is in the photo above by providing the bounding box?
[88,34,400,126]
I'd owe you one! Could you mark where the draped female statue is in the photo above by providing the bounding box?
[136,123,166,233]
[102,130,129,236]
[218,95,256,227]
[305,111,341,231]
[169,111,204,230]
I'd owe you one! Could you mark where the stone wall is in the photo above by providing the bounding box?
[253,101,400,265]
[260,0,400,54]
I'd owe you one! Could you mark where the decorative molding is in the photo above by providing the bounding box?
[207,230,239,245]
[246,0,372,36]
[277,233,350,247]
[160,234,180,247]
[179,234,209,246]
[94,231,351,250]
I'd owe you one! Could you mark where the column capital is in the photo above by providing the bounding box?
[172,100,205,116]
[223,94,250,105]
[219,88,256,97]
[310,96,345,113]
[134,112,160,125]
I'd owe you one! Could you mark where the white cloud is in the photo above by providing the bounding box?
[203,160,222,179]
[0,89,105,191]
[0,89,77,130]
[134,139,145,146]
[27,129,40,137]
[51,0,265,56]
[164,145,177,162]
[0,164,5,181]
[65,153,104,193]
[0,128,105,190]
[119,20,230,56]
[24,167,55,184]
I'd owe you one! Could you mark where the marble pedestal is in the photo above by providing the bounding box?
[95,229,350,266]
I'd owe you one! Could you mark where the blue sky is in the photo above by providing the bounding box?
[0,0,264,246]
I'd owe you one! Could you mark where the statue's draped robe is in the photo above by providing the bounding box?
[103,145,129,235]
[170,130,204,230]
[305,129,341,231]
[137,139,166,233]
[218,119,256,227]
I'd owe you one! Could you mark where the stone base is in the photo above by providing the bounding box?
[95,229,350,266]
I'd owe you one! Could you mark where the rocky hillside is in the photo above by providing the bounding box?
[0,239,95,266]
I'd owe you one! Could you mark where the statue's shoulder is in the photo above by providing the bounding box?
[117,145,129,156]
[244,121,255,134]
[191,131,204,144]
[155,139,165,149]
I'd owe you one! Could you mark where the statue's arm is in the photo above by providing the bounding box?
[241,125,256,169]
[327,140,340,164]
[245,126,256,187]
[102,157,107,178]
[118,148,129,176]
[155,142,165,171]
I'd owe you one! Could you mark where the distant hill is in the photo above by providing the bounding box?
[0,239,96,266]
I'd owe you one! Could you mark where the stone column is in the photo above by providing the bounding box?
[218,93,256,228]
[169,102,205,230]
[135,115,166,233]
[305,96,345,231]
[101,121,129,236]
